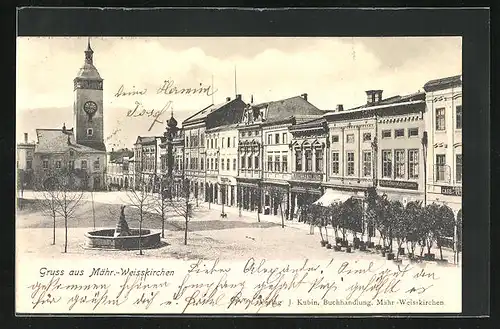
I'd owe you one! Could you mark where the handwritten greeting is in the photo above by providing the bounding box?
[115,80,217,131]
[17,257,460,314]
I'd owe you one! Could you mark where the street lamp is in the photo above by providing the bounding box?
[421,131,428,206]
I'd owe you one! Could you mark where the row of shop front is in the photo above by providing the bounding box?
[170,174,462,221]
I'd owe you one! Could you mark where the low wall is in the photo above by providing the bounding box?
[85,229,161,250]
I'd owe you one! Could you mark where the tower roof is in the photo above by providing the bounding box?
[167,111,178,128]
[76,38,102,80]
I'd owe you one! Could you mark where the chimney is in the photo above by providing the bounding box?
[226,97,231,102]
[336,104,344,112]
[24,133,28,143]
[112,148,114,152]
[236,94,242,100]
[301,93,308,101]
[62,123,66,133]
[366,90,383,104]
[251,95,254,104]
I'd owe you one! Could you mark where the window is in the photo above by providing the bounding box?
[267,155,273,171]
[233,137,236,147]
[282,155,288,172]
[94,160,100,170]
[87,128,93,136]
[27,151,32,157]
[382,150,392,178]
[408,149,419,179]
[233,159,237,171]
[254,156,259,169]
[267,134,272,145]
[81,160,87,170]
[221,159,225,170]
[227,159,230,171]
[436,108,445,131]
[408,128,419,137]
[241,132,246,137]
[201,135,204,147]
[395,129,405,138]
[275,133,280,144]
[241,156,246,169]
[346,152,355,176]
[331,152,339,175]
[215,158,218,170]
[363,151,372,177]
[295,150,302,171]
[363,133,372,142]
[69,150,74,157]
[456,105,462,129]
[346,134,355,143]
[282,133,287,144]
[27,160,32,170]
[210,139,213,149]
[228,137,231,148]
[200,158,204,170]
[215,138,218,148]
[211,158,214,170]
[275,155,281,172]
[305,150,313,172]
[315,149,323,172]
[436,154,446,181]
[54,160,61,169]
[43,160,49,169]
[331,135,339,143]
[394,150,405,178]
[186,136,189,147]
[247,156,252,169]
[382,130,391,138]
[456,154,462,182]
[221,138,224,148]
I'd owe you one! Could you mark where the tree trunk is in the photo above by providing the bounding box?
[64,217,68,253]
[319,227,324,242]
[438,244,443,260]
[279,203,284,228]
[52,213,56,245]
[161,211,165,239]
[139,214,143,255]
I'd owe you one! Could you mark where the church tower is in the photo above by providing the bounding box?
[73,38,105,151]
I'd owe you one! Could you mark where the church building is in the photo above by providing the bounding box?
[18,39,107,190]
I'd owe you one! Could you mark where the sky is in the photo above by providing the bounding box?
[16,37,462,148]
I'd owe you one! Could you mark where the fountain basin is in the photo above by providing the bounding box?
[85,229,161,250]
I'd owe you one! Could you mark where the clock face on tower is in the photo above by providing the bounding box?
[83,101,98,120]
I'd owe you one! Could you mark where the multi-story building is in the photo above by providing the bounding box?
[133,136,164,191]
[17,40,107,190]
[106,148,134,189]
[182,95,246,205]
[16,133,36,189]
[257,94,324,217]
[423,75,462,217]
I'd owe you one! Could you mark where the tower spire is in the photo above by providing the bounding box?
[85,37,94,65]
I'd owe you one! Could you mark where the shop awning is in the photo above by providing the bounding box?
[313,189,363,207]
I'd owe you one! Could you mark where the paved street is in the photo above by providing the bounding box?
[17,191,460,264]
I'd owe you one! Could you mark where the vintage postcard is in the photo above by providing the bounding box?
[16,36,463,315]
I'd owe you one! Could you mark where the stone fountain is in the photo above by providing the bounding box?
[84,205,161,250]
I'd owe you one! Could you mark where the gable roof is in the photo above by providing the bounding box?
[108,148,134,163]
[35,128,104,154]
[254,95,324,124]
[423,74,462,92]
[183,98,241,125]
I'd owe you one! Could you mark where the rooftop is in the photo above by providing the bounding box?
[35,128,104,154]
[423,74,462,92]
[253,95,324,124]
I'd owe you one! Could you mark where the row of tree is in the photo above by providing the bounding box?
[303,187,462,262]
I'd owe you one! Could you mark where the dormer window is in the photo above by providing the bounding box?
[87,128,93,136]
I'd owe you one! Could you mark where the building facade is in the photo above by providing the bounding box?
[423,75,462,216]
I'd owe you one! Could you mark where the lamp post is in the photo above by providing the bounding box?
[421,131,428,207]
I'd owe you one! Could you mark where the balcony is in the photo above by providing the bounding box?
[292,171,323,182]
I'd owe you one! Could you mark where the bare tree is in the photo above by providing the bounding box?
[169,178,196,245]
[34,172,60,245]
[125,178,155,255]
[38,168,85,253]
[152,175,172,239]
[265,185,286,228]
